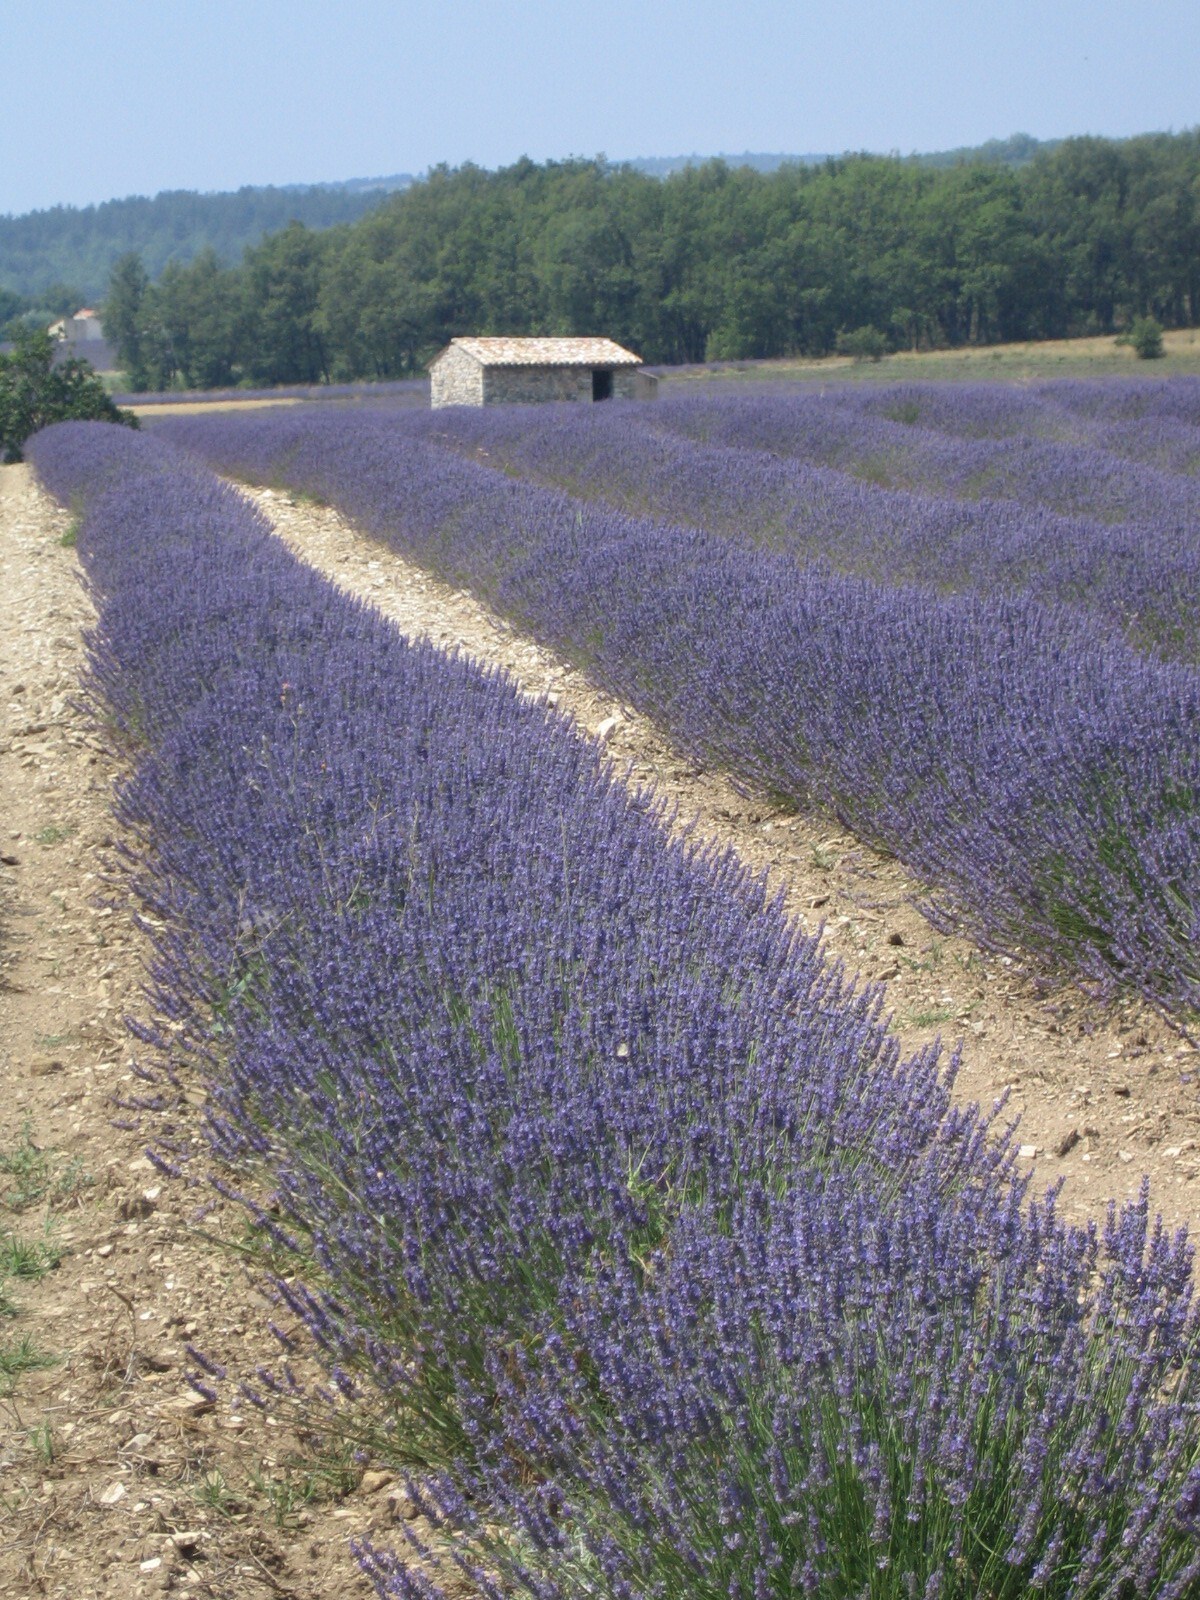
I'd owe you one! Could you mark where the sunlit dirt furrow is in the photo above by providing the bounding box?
[0,463,396,1600]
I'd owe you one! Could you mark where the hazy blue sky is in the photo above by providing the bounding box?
[4,0,1196,214]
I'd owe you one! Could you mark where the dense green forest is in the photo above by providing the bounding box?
[100,131,1200,389]
[632,133,1055,178]
[0,138,1053,308]
[0,180,412,302]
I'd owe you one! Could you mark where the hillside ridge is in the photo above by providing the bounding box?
[0,131,1076,301]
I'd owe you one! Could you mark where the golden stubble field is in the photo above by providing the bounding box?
[667,327,1200,386]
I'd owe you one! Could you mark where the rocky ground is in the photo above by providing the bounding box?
[1,458,1197,1598]
[0,465,421,1600]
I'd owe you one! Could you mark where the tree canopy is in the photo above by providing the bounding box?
[101,132,1200,389]
[0,329,137,463]
[0,182,414,302]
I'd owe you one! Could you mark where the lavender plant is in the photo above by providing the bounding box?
[151,406,1200,1028]
[394,401,1200,661]
[832,379,1200,479]
[29,420,1200,1600]
[837,376,1200,443]
[650,387,1200,532]
[33,418,984,1448]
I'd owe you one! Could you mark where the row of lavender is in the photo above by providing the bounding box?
[652,385,1200,525]
[821,377,1200,469]
[153,406,1200,1029]
[401,401,1200,661]
[29,418,1200,1598]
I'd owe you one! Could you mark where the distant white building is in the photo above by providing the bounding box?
[69,308,106,343]
[46,308,116,372]
[430,336,658,408]
[50,309,106,344]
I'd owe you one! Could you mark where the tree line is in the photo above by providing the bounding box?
[0,181,414,304]
[102,132,1200,390]
[1,281,89,344]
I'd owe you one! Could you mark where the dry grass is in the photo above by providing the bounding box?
[668,327,1200,387]
[127,397,304,417]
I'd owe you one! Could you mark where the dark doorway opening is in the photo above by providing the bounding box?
[592,369,613,401]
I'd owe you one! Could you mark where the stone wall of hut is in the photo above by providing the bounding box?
[481,366,592,404]
[432,353,658,408]
[430,346,485,407]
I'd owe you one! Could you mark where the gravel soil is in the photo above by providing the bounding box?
[2,456,1198,1596]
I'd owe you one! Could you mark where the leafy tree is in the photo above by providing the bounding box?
[104,252,151,387]
[0,285,26,335]
[836,325,889,361]
[316,234,437,378]
[241,222,331,384]
[38,280,88,317]
[1129,314,1165,358]
[150,251,243,388]
[1,281,90,342]
[0,328,137,462]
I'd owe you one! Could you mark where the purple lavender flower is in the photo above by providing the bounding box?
[29,417,1200,1600]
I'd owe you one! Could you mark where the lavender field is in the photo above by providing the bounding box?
[28,417,1200,1600]
[152,382,1200,1032]
[407,390,1200,662]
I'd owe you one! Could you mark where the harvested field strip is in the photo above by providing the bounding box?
[125,396,304,418]
[27,420,1200,1600]
[153,408,1200,1030]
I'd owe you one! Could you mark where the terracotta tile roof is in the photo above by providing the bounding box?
[447,336,643,367]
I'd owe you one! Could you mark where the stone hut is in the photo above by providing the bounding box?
[430,336,657,408]
[46,309,117,373]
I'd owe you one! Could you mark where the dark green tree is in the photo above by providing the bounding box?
[242,222,331,384]
[104,252,151,387]
[1130,314,1165,358]
[148,250,243,388]
[836,325,890,361]
[0,286,26,335]
[0,328,137,462]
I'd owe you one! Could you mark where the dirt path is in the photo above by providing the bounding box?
[0,464,399,1600]
[126,401,303,419]
[249,484,1200,1241]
